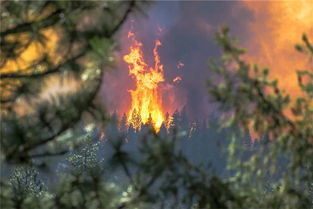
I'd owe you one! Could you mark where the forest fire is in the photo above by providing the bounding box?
[123,31,166,132]
[243,0,313,101]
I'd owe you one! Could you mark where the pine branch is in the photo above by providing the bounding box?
[3,2,137,162]
[0,8,64,38]
[28,150,68,158]
[110,0,136,36]
[0,50,86,79]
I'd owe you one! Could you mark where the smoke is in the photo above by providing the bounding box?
[100,3,187,118]
[101,1,313,122]
[157,1,253,121]
[101,1,250,121]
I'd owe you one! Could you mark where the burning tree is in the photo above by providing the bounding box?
[123,31,166,132]
[0,1,312,208]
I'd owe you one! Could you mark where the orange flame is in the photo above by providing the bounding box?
[243,0,313,100]
[242,0,313,140]
[123,32,165,131]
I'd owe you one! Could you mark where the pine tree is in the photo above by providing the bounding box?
[170,109,180,133]
[129,109,142,131]
[207,27,313,208]
[159,122,167,137]
[120,113,128,132]
[0,0,145,163]
[180,106,190,131]
[147,114,153,127]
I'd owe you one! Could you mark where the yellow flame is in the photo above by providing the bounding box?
[123,32,165,132]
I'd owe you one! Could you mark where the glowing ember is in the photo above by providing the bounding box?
[123,32,165,132]
[173,76,182,83]
[177,61,185,69]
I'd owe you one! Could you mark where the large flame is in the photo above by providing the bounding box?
[123,32,165,131]
[242,0,313,140]
[243,0,313,100]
